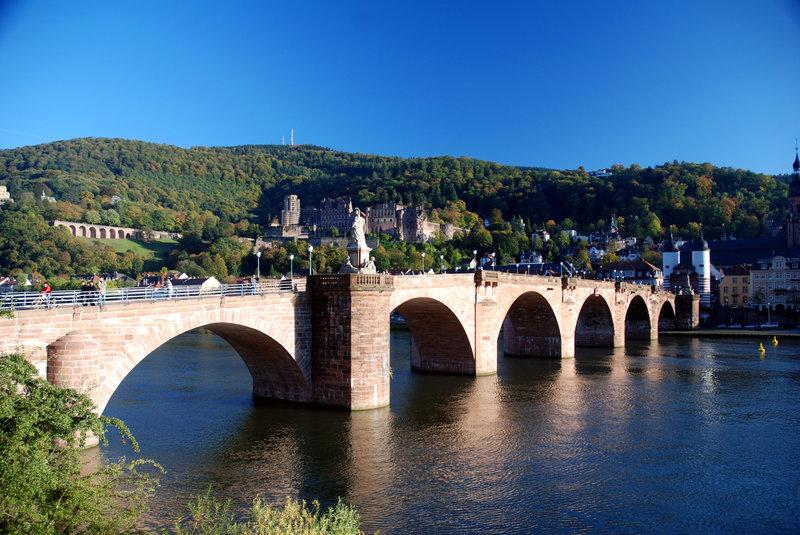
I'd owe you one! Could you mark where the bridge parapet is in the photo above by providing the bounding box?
[309,273,394,292]
[474,270,562,287]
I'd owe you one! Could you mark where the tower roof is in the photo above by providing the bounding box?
[695,236,710,251]
[664,231,679,252]
[791,147,800,196]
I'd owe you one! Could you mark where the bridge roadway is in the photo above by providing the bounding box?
[0,271,696,412]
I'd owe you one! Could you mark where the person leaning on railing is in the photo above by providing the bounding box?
[97,278,107,308]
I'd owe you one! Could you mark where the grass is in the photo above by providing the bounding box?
[92,238,178,260]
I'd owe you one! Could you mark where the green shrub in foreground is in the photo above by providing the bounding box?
[0,353,161,534]
[171,490,370,535]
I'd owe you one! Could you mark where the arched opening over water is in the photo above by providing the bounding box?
[47,322,310,416]
[625,295,652,340]
[658,301,676,331]
[391,297,474,374]
[501,291,561,358]
[575,294,615,347]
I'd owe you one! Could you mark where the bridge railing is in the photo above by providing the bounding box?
[0,279,306,311]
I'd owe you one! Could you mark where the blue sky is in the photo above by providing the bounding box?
[0,0,798,173]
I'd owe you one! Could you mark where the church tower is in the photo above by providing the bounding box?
[787,144,800,247]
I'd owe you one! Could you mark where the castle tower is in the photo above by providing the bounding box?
[280,194,301,226]
[662,231,680,290]
[787,145,800,247]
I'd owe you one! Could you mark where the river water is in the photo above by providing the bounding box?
[101,329,800,533]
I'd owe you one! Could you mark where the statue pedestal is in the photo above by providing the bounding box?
[348,242,373,272]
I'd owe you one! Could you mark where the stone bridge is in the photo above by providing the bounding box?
[0,272,696,413]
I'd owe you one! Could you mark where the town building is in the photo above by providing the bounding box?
[519,251,543,264]
[588,246,606,263]
[749,255,800,309]
[588,168,614,178]
[532,229,550,243]
[718,264,750,307]
[617,247,641,262]
[595,259,663,287]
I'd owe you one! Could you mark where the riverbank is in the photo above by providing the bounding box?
[661,329,800,339]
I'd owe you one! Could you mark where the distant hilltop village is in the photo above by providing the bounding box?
[267,194,463,243]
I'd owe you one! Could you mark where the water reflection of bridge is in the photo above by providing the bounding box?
[0,271,696,412]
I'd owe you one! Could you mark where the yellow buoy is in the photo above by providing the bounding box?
[772,336,779,345]
[759,342,766,353]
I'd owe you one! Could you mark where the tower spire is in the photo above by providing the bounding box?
[794,138,799,175]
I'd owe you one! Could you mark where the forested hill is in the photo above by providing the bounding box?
[0,137,790,239]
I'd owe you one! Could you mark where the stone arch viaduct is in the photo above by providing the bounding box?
[51,219,180,241]
[0,272,697,413]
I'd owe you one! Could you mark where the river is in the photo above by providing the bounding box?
[101,329,800,533]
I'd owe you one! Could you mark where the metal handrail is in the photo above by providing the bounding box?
[0,279,306,311]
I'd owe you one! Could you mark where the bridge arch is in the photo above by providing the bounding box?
[500,291,562,358]
[657,301,677,331]
[99,227,107,239]
[391,296,475,374]
[625,295,652,340]
[89,226,97,238]
[69,224,76,236]
[575,293,615,347]
[109,228,116,239]
[46,310,309,415]
[79,225,87,237]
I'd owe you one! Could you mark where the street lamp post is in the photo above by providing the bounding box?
[255,250,261,280]
[439,254,444,274]
[422,252,426,273]
[472,249,477,270]
[308,245,314,275]
[491,252,496,271]
[289,254,294,279]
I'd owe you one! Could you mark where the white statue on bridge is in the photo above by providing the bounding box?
[339,208,373,273]
[351,208,368,250]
